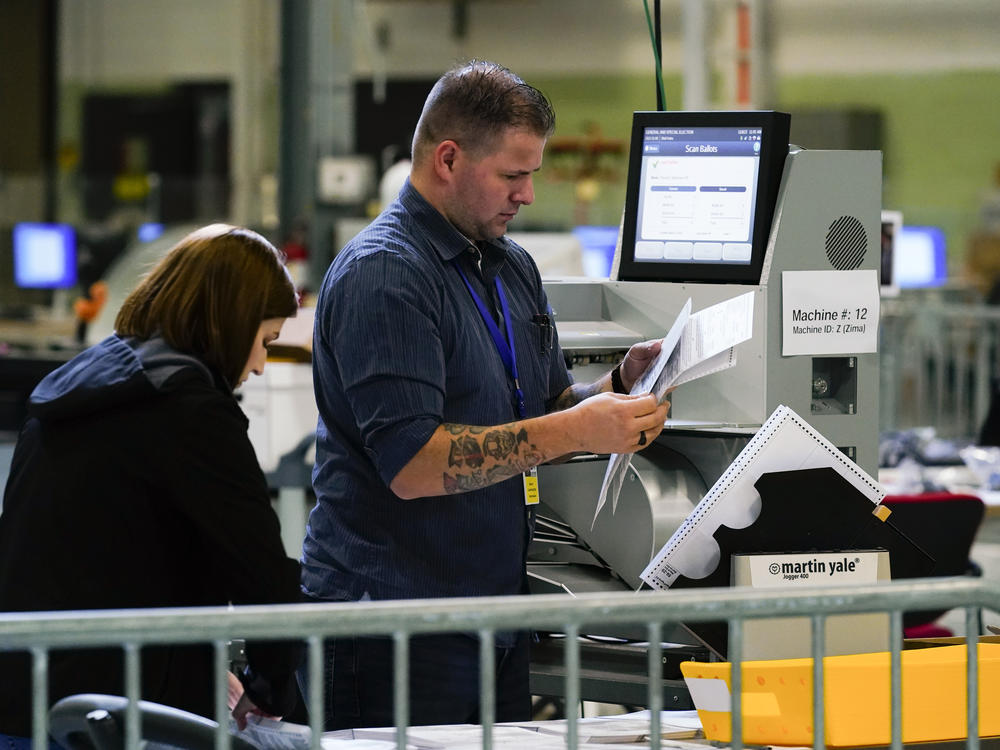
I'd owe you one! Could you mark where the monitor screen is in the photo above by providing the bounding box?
[894,225,946,289]
[617,110,790,284]
[572,225,618,278]
[137,222,165,243]
[13,222,77,289]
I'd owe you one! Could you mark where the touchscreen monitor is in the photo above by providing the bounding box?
[617,110,790,284]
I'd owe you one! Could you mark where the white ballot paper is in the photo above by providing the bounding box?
[501,709,703,743]
[338,710,704,749]
[593,292,755,527]
[226,717,317,750]
[640,403,885,590]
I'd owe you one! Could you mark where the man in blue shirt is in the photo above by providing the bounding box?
[302,60,669,729]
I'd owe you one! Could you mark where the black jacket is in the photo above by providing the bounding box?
[0,335,303,736]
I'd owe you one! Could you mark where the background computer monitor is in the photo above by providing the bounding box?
[894,225,947,289]
[616,110,791,284]
[137,222,165,243]
[13,222,77,289]
[572,225,618,278]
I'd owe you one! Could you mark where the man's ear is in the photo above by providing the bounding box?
[432,140,460,181]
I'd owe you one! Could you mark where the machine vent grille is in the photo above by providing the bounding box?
[825,215,867,270]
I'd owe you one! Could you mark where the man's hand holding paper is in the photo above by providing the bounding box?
[567,391,670,455]
[593,292,756,526]
[619,338,665,395]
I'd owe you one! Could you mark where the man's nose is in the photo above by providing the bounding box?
[514,176,534,205]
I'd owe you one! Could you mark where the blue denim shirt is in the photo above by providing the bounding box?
[302,180,572,619]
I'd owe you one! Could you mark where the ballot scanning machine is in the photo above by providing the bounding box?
[529,111,883,673]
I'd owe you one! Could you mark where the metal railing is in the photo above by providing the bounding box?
[881,299,1000,439]
[1,577,995,750]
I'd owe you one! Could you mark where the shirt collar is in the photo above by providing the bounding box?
[477,239,507,282]
[399,179,511,267]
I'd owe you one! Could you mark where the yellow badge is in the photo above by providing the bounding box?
[523,466,539,506]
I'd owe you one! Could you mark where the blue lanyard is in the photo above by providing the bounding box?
[454,260,527,419]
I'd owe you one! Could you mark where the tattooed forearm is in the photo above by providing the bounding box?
[551,381,604,412]
[441,424,544,495]
[443,464,525,492]
[443,423,490,435]
[447,427,530,468]
[443,469,489,493]
[482,427,529,460]
[448,434,484,468]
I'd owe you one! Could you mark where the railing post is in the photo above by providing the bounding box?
[214,639,231,750]
[966,605,981,750]
[124,642,141,749]
[479,629,495,750]
[729,618,743,750]
[393,630,409,750]
[811,614,825,750]
[31,647,48,750]
[647,621,663,750]
[564,623,580,749]
[308,635,324,750]
[890,610,903,750]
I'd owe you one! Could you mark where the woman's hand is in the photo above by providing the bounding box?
[228,670,281,731]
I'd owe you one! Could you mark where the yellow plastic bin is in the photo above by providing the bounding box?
[680,643,1000,746]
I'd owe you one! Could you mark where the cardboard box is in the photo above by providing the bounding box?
[681,641,1000,746]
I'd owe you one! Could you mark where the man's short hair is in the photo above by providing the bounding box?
[411,60,555,165]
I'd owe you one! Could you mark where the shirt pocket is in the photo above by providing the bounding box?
[512,318,554,418]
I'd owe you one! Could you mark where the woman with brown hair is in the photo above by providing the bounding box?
[0,224,303,745]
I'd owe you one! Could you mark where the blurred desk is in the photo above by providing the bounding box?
[880,465,1000,517]
[0,317,77,350]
